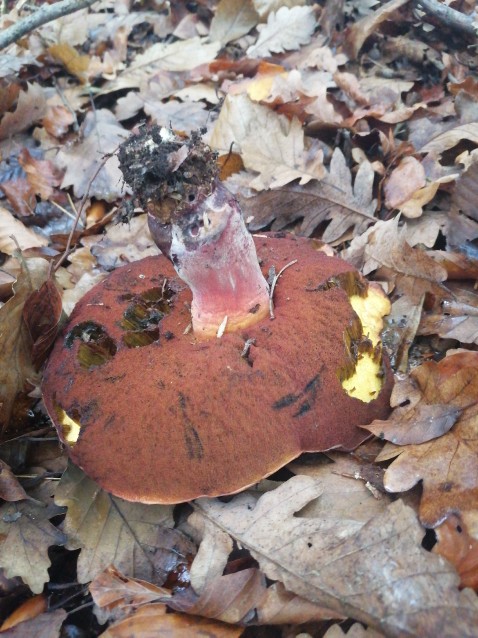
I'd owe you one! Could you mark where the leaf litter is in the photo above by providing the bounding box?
[0,0,478,636]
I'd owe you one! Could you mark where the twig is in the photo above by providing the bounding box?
[0,0,97,51]
[269,259,298,320]
[414,0,477,39]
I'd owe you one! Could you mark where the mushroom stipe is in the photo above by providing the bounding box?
[42,127,394,503]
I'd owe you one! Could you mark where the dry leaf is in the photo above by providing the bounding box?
[420,123,478,154]
[48,43,90,82]
[323,623,385,638]
[288,453,391,522]
[433,515,478,591]
[253,0,307,18]
[195,476,478,636]
[196,476,478,638]
[0,258,49,432]
[377,351,478,536]
[345,0,412,59]
[90,565,170,623]
[54,463,175,584]
[0,594,47,631]
[0,460,29,502]
[384,156,426,209]
[209,0,259,45]
[114,38,221,91]
[451,153,478,222]
[142,99,208,134]
[244,147,376,242]
[365,403,460,445]
[55,109,130,201]
[0,499,66,593]
[0,83,47,140]
[211,94,325,189]
[0,207,48,255]
[419,286,478,345]
[81,215,160,271]
[0,609,66,638]
[99,604,243,638]
[247,6,316,58]
[22,278,63,369]
[17,149,61,201]
[242,116,325,189]
[187,513,233,594]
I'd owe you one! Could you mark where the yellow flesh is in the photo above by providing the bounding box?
[341,286,390,403]
[56,407,81,445]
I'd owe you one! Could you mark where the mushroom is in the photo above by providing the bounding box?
[42,127,393,503]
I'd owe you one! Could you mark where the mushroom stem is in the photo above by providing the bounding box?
[166,181,270,338]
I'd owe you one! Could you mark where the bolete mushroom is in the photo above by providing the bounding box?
[42,127,393,503]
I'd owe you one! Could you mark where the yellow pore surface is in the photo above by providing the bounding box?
[341,284,391,403]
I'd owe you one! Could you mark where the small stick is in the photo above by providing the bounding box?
[269,259,298,320]
[414,0,477,39]
[0,0,97,51]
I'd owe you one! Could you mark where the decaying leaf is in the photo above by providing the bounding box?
[247,6,316,58]
[0,499,66,594]
[451,152,478,221]
[0,257,49,432]
[420,123,478,155]
[377,351,478,536]
[81,214,159,271]
[0,207,48,255]
[23,278,63,370]
[17,149,61,201]
[55,109,130,201]
[113,38,221,91]
[90,565,170,623]
[0,460,29,502]
[0,609,67,638]
[209,0,259,45]
[99,604,243,638]
[345,0,412,59]
[0,83,47,140]
[195,476,478,637]
[365,403,460,445]
[211,94,325,189]
[244,147,376,242]
[419,286,478,345]
[433,515,478,591]
[54,463,176,584]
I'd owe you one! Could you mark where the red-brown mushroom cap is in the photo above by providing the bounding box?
[42,233,393,503]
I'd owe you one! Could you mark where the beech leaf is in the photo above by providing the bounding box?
[195,476,478,637]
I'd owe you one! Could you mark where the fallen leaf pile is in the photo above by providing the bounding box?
[0,0,478,636]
